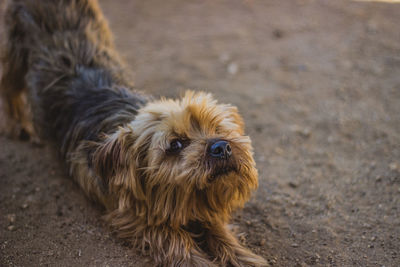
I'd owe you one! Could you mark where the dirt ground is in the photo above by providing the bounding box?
[1,0,400,266]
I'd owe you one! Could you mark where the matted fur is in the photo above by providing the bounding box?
[1,0,267,266]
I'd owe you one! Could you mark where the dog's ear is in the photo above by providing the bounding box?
[92,129,135,182]
[93,132,126,179]
[92,128,147,200]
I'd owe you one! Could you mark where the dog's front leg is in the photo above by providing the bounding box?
[205,223,268,267]
[141,224,217,267]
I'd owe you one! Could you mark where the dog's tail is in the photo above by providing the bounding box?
[0,0,130,138]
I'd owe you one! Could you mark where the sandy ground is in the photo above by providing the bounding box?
[1,0,400,266]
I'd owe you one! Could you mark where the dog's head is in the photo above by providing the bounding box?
[95,91,258,226]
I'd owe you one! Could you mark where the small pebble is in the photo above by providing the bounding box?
[291,243,299,248]
[290,124,311,138]
[6,214,16,224]
[21,203,29,209]
[274,147,284,155]
[227,62,239,75]
[259,238,266,246]
[7,225,16,231]
[389,162,398,171]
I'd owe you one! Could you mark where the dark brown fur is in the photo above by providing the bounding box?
[1,1,267,266]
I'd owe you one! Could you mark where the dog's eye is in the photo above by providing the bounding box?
[168,139,183,152]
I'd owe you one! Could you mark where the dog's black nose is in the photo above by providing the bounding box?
[209,140,232,159]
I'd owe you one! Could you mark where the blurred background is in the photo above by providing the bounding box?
[1,0,399,266]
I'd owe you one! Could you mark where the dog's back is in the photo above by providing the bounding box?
[1,0,147,154]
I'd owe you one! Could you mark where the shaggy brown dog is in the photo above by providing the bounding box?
[1,0,267,266]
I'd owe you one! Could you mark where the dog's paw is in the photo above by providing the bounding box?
[233,249,269,267]
[213,243,269,267]
[188,253,218,267]
[159,250,217,267]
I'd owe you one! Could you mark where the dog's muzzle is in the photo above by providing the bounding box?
[207,139,236,180]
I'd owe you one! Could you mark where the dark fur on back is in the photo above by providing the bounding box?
[2,0,147,155]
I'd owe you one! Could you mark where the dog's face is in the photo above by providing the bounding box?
[135,91,257,188]
[96,91,258,225]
